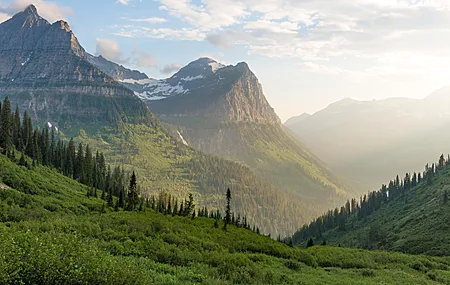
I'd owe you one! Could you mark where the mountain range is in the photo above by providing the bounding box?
[92,53,350,211]
[286,92,450,192]
[0,5,350,235]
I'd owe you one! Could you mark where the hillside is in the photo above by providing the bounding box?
[286,94,450,192]
[125,58,351,216]
[293,154,450,256]
[2,153,450,284]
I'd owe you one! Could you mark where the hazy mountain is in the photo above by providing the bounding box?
[136,57,351,215]
[286,91,450,192]
[284,113,311,127]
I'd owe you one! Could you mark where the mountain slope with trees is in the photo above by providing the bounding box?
[1,149,450,284]
[293,154,450,256]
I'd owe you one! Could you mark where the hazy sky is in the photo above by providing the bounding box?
[1,0,450,121]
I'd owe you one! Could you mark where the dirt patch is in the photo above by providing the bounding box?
[0,184,9,190]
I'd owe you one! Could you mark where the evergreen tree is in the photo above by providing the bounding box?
[127,171,138,211]
[306,238,314,248]
[224,188,232,230]
[444,190,448,205]
[12,105,21,150]
[0,97,13,154]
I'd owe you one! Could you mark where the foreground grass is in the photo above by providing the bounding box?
[1,153,450,284]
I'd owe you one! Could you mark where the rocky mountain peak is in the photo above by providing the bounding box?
[53,20,71,32]
[9,5,47,28]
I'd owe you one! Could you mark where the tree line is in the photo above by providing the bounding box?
[0,97,260,232]
[293,153,450,245]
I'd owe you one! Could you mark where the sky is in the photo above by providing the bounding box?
[1,0,450,121]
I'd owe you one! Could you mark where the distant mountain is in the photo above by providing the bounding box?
[286,92,450,192]
[136,57,350,215]
[87,54,150,83]
[284,113,311,127]
[0,5,152,129]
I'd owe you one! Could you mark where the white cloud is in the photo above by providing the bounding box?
[96,38,157,68]
[109,0,450,84]
[0,0,73,22]
[125,17,167,24]
[117,0,131,5]
[0,12,10,23]
[132,47,157,67]
[95,38,129,64]
[160,63,181,74]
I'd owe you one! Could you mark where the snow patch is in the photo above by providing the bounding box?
[21,52,33,66]
[177,130,189,146]
[121,78,155,85]
[209,62,226,72]
[180,75,205,81]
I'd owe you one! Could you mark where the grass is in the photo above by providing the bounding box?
[2,153,450,284]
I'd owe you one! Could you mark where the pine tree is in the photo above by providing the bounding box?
[0,97,13,154]
[12,105,21,150]
[444,190,448,205]
[127,171,138,211]
[224,188,232,230]
[306,238,314,248]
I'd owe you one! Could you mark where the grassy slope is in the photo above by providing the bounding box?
[161,118,350,211]
[298,166,450,256]
[1,154,450,284]
[64,124,309,236]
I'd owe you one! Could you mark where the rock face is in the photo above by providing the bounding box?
[134,58,281,124]
[0,5,152,128]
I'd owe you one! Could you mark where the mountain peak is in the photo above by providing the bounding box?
[24,4,38,15]
[6,4,48,28]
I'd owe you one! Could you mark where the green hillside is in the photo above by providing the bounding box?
[0,95,311,236]
[293,154,450,256]
[160,118,350,213]
[2,154,450,284]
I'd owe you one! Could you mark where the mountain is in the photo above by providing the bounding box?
[0,6,315,236]
[130,57,350,216]
[0,5,152,129]
[293,154,450,257]
[86,54,155,93]
[284,113,311,127]
[286,93,450,192]
[2,153,448,284]
[146,58,281,124]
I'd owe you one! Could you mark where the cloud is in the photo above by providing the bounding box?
[160,63,181,74]
[125,17,167,24]
[0,12,10,23]
[0,0,73,22]
[132,47,157,67]
[113,26,205,41]
[95,38,129,64]
[117,0,131,5]
[205,32,235,49]
[96,38,157,68]
[110,0,450,82]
